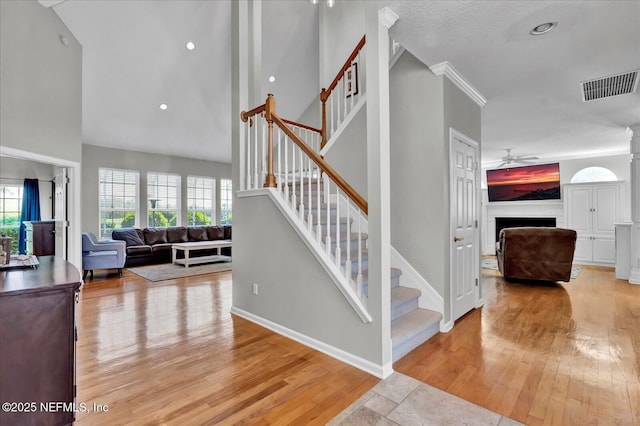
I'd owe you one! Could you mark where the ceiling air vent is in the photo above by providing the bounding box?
[581,71,639,101]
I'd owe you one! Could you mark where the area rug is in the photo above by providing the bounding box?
[128,256,232,282]
[481,258,582,279]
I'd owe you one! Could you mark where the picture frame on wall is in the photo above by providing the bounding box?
[344,62,358,98]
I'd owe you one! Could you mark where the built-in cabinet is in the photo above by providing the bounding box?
[564,182,624,265]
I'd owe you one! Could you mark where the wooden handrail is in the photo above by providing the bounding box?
[320,35,366,102]
[281,118,321,134]
[272,113,368,215]
[240,104,266,122]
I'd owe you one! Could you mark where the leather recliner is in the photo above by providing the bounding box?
[496,227,577,282]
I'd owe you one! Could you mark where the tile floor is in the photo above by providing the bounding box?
[327,373,524,425]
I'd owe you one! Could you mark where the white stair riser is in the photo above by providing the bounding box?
[391,297,419,321]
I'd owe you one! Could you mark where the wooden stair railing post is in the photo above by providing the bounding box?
[263,94,277,188]
[320,88,328,149]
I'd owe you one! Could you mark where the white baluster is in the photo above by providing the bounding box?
[291,140,296,210]
[357,209,363,298]
[261,121,266,186]
[277,128,281,190]
[307,156,312,231]
[284,136,289,203]
[344,70,348,122]
[325,178,331,256]
[253,119,258,189]
[345,197,351,278]
[350,60,355,111]
[299,146,304,220]
[335,188,341,268]
[316,171,322,241]
[246,121,251,190]
[330,93,335,137]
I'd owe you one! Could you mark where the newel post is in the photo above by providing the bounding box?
[263,94,277,188]
[320,88,328,149]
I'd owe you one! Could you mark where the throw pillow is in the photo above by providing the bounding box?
[112,228,145,247]
[144,228,168,245]
[206,226,224,240]
[188,227,209,241]
[167,227,188,243]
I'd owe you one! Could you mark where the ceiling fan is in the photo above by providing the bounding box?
[497,149,539,168]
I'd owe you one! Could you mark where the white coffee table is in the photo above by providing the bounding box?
[171,240,232,268]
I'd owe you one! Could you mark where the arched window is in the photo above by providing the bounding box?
[570,167,618,183]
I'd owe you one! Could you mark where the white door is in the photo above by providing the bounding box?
[593,236,616,263]
[53,168,68,260]
[566,186,592,235]
[574,235,593,263]
[593,185,619,235]
[450,131,479,322]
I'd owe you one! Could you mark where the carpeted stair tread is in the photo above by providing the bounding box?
[391,308,442,347]
[391,286,421,309]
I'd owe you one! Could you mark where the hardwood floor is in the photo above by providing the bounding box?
[75,270,378,425]
[395,265,640,425]
[76,265,639,425]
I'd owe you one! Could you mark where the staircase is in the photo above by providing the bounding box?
[289,179,442,362]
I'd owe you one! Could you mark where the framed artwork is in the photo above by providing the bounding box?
[344,62,359,98]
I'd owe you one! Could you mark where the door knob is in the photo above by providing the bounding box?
[454,236,464,242]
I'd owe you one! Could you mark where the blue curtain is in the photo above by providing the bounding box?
[18,179,41,254]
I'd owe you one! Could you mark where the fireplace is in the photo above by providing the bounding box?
[495,217,557,242]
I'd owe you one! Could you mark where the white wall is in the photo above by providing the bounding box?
[232,194,384,365]
[390,51,482,322]
[82,144,231,235]
[0,0,82,163]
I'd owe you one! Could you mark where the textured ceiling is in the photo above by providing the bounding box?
[50,0,639,166]
[389,0,640,166]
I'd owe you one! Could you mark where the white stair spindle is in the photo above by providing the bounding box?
[291,140,296,209]
[335,188,341,268]
[284,136,289,203]
[299,146,304,220]
[277,128,281,190]
[357,209,363,298]
[307,156,312,231]
[330,94,335,137]
[343,71,348,122]
[325,178,331,256]
[350,60,355,110]
[345,197,351,278]
[246,121,251,190]
[261,121,267,186]
[253,119,258,189]
[316,171,322,241]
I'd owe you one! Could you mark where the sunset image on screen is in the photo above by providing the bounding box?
[486,163,560,202]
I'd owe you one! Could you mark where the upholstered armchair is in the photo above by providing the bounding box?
[496,227,577,282]
[81,232,126,279]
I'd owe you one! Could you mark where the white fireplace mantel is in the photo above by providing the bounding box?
[483,200,565,255]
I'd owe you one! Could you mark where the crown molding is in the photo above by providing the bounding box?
[429,61,487,107]
[379,7,399,29]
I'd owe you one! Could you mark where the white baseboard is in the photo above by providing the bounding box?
[440,320,454,333]
[230,306,393,379]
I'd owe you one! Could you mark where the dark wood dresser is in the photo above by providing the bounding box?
[24,221,56,256]
[0,256,81,426]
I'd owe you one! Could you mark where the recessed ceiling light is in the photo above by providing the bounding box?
[185,41,195,51]
[530,22,557,35]
[160,104,168,110]
[268,76,276,83]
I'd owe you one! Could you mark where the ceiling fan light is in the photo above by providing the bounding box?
[327,0,335,7]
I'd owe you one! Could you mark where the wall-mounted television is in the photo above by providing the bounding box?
[486,163,561,202]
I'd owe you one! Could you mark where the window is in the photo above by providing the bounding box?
[0,185,23,254]
[570,167,618,183]
[220,179,232,225]
[147,172,180,227]
[187,176,215,226]
[99,168,139,239]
